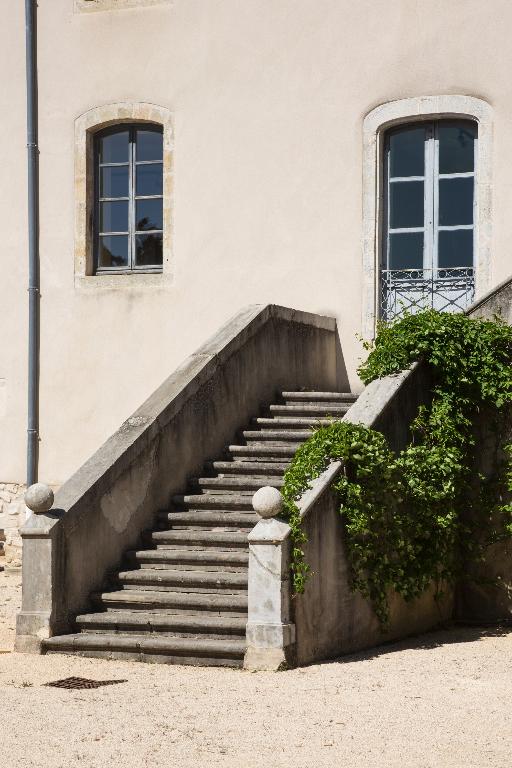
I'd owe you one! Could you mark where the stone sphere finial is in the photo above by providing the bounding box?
[252,486,283,519]
[25,483,54,514]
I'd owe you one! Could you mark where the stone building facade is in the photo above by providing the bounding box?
[2,1,512,555]
[0,485,25,569]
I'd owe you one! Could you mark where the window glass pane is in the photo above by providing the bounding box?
[100,200,129,233]
[100,166,129,198]
[136,164,163,196]
[136,130,163,162]
[136,233,163,266]
[390,181,424,229]
[136,199,163,231]
[439,122,476,174]
[99,131,129,164]
[438,230,473,269]
[439,177,474,226]
[389,126,425,178]
[98,235,129,268]
[389,232,424,270]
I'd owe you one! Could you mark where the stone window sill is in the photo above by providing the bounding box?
[75,272,172,290]
[75,0,172,12]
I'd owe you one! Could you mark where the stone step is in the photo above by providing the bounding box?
[283,402,349,409]
[269,405,349,416]
[158,510,257,528]
[76,611,247,637]
[228,444,300,458]
[172,494,254,511]
[127,548,249,568]
[116,568,248,590]
[92,589,248,614]
[229,455,291,463]
[150,529,248,548]
[190,476,283,491]
[130,563,247,574]
[43,633,246,667]
[209,460,289,475]
[242,430,312,442]
[252,417,333,428]
[282,391,356,402]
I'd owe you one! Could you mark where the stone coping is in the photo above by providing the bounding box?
[23,304,335,537]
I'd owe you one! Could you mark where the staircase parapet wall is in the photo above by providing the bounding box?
[245,463,342,671]
[342,361,431,453]
[245,362,452,671]
[16,304,338,652]
[462,274,512,621]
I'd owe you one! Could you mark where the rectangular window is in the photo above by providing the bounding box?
[95,125,164,274]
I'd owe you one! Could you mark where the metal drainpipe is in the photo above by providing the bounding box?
[25,0,39,487]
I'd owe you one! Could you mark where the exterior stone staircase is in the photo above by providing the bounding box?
[43,391,356,667]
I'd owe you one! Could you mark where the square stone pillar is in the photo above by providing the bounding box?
[15,511,61,653]
[244,518,296,671]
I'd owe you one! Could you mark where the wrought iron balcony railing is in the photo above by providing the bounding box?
[380,267,475,322]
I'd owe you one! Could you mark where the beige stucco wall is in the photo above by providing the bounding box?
[0,2,28,484]
[2,0,512,485]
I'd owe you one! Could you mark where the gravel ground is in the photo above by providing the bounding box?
[1,567,511,768]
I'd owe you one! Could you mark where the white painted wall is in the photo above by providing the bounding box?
[3,0,512,485]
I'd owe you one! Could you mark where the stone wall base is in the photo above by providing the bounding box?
[243,646,294,672]
[0,483,26,571]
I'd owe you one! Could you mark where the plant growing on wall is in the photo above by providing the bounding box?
[282,310,512,624]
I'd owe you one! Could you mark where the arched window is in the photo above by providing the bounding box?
[381,119,476,320]
[95,124,164,273]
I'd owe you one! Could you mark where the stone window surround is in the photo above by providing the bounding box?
[75,102,173,289]
[75,0,172,13]
[362,95,493,339]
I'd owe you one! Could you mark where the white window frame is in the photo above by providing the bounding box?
[362,95,493,338]
[384,120,477,274]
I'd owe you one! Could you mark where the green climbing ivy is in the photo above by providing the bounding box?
[281,310,512,625]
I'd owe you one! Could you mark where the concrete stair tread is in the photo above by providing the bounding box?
[43,633,246,658]
[281,391,356,401]
[172,494,254,510]
[191,476,284,489]
[210,460,289,474]
[253,417,334,428]
[93,589,248,611]
[76,611,246,634]
[228,444,299,457]
[117,568,248,587]
[127,548,249,565]
[150,530,248,546]
[269,405,349,415]
[242,429,312,441]
[158,510,257,525]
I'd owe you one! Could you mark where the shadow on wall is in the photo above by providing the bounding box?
[334,331,350,393]
[314,308,351,393]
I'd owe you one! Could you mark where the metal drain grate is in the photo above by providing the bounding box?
[45,677,127,690]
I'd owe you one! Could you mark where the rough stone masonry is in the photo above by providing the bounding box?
[0,483,26,571]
